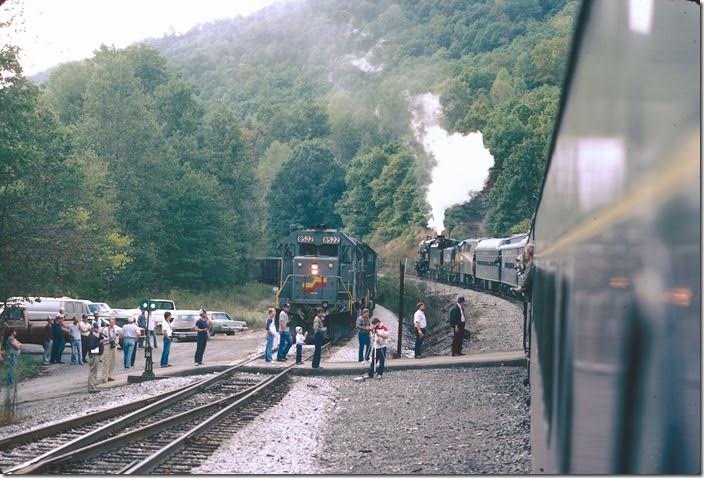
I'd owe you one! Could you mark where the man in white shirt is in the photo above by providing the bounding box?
[68,317,83,365]
[413,302,427,358]
[160,311,174,367]
[121,317,140,370]
[147,311,158,349]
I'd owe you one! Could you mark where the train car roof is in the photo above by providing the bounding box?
[498,235,529,251]
[475,237,511,251]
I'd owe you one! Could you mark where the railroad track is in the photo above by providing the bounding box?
[2,341,337,475]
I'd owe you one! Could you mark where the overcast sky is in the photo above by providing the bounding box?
[0,0,278,76]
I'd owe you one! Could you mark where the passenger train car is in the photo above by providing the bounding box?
[258,226,377,336]
[415,233,527,295]
[528,0,700,473]
[417,1,700,473]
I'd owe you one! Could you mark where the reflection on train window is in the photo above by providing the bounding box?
[534,266,557,430]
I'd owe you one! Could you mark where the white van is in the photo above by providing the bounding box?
[2,297,92,344]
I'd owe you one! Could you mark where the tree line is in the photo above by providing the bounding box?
[2,0,576,300]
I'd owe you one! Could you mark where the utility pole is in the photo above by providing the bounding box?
[397,260,405,358]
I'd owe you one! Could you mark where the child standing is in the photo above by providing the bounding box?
[295,326,307,364]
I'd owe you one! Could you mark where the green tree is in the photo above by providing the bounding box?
[266,140,345,241]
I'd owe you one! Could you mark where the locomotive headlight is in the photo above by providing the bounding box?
[328,262,334,269]
[297,262,303,268]
[311,263,319,275]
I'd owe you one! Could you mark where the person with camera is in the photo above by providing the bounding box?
[356,308,372,362]
[368,317,390,379]
[101,318,118,383]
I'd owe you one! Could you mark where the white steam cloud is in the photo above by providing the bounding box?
[410,93,494,234]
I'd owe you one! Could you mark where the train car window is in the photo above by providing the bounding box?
[283,244,294,259]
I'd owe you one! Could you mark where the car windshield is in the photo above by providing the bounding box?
[175,315,199,322]
[89,303,111,314]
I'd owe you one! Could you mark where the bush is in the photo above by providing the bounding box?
[110,283,277,330]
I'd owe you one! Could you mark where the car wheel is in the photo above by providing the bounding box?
[208,328,214,337]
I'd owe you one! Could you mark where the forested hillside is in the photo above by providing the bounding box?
[1,0,576,300]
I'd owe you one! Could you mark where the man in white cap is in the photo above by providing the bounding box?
[121,316,140,370]
[449,295,467,356]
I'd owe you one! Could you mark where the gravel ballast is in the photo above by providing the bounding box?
[193,299,530,474]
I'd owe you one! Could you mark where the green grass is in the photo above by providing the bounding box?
[110,283,277,330]
[0,354,42,384]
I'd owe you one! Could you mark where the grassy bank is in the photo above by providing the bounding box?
[110,283,277,330]
[377,276,450,332]
[0,354,42,386]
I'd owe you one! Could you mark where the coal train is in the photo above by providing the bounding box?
[257,226,377,336]
[418,1,700,473]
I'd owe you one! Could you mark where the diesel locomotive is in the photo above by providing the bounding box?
[258,226,377,335]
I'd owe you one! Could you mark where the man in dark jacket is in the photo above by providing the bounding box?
[86,324,104,393]
[449,296,467,356]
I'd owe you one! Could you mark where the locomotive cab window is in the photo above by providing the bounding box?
[299,244,338,257]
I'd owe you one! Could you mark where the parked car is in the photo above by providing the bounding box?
[88,302,117,317]
[171,310,202,342]
[210,311,248,336]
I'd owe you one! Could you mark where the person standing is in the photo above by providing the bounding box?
[193,309,211,366]
[276,304,293,362]
[79,314,92,364]
[5,328,22,386]
[264,308,276,362]
[86,323,103,393]
[414,302,427,358]
[147,311,158,349]
[311,308,327,369]
[294,326,306,365]
[368,317,390,379]
[515,243,535,297]
[68,317,83,365]
[42,317,53,365]
[121,317,140,370]
[102,318,118,382]
[91,311,101,328]
[50,311,67,364]
[449,296,467,356]
[160,311,174,367]
[356,308,372,362]
[137,311,147,348]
